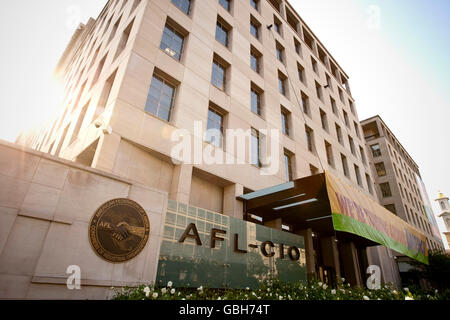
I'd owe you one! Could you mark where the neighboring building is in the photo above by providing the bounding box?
[6,0,418,298]
[435,192,450,248]
[361,115,445,253]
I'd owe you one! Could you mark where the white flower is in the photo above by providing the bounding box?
[288,294,291,300]
[331,289,336,295]
[363,296,370,300]
[403,287,409,292]
[341,278,345,282]
[182,298,186,300]
[322,284,328,290]
[267,288,270,292]
[152,292,158,299]
[217,297,221,300]
[347,283,351,287]
[279,295,283,300]
[170,288,175,294]
[405,296,414,300]
[161,287,167,294]
[143,286,151,294]
[197,286,203,291]
[246,287,250,290]
[392,290,398,295]
[318,282,323,287]
[167,281,173,288]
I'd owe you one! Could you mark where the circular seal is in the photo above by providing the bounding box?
[89,198,150,263]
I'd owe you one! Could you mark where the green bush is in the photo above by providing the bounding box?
[112,277,449,301]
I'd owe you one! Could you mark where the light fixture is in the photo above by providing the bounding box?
[267,24,273,30]
[273,198,318,211]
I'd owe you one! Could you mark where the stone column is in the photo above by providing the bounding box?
[295,228,315,281]
[320,236,341,281]
[223,183,244,219]
[92,132,121,172]
[341,242,363,287]
[169,164,193,204]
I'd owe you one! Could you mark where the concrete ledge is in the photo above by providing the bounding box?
[1,139,133,186]
[31,276,142,288]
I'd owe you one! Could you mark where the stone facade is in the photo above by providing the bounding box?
[0,141,167,299]
[361,115,445,252]
[11,0,406,293]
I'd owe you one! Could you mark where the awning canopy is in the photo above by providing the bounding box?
[238,171,428,264]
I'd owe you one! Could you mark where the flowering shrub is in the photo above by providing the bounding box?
[112,277,448,301]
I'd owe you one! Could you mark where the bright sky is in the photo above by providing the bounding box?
[0,0,448,247]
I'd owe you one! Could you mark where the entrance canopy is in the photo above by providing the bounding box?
[238,171,428,264]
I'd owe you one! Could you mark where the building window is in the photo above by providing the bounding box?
[301,91,310,116]
[305,125,315,153]
[171,0,191,15]
[219,0,231,11]
[384,204,397,215]
[278,72,287,96]
[375,162,387,177]
[339,87,344,102]
[160,23,184,61]
[250,0,258,11]
[284,151,293,181]
[349,100,355,115]
[354,121,361,139]
[250,47,261,73]
[370,143,381,157]
[211,58,227,90]
[297,63,306,84]
[326,74,333,92]
[380,182,392,198]
[251,128,262,167]
[273,16,282,35]
[354,164,362,187]
[281,107,290,136]
[250,18,260,39]
[145,74,176,122]
[343,110,350,127]
[206,107,224,147]
[330,97,337,115]
[311,57,318,74]
[275,41,284,64]
[115,19,134,60]
[216,18,230,47]
[320,109,328,132]
[315,81,323,101]
[365,173,373,194]
[335,123,343,145]
[360,146,367,165]
[294,38,302,56]
[341,154,349,177]
[348,135,355,155]
[325,140,334,167]
[250,86,262,115]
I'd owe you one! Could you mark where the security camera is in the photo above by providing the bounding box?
[94,118,103,128]
[102,126,112,135]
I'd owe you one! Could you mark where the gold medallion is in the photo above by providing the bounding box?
[89,198,150,263]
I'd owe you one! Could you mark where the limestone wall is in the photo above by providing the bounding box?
[0,140,167,299]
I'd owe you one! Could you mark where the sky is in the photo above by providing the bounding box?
[0,1,448,247]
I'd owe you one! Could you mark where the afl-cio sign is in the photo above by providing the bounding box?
[89,198,150,263]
